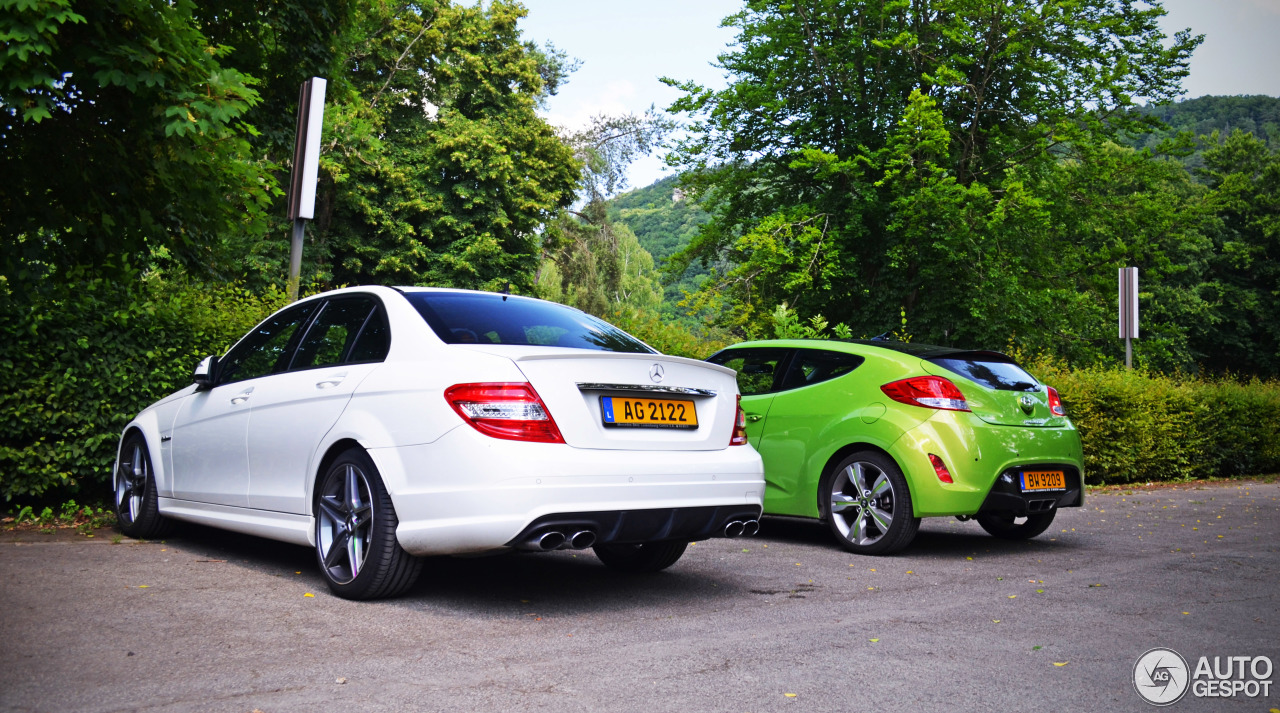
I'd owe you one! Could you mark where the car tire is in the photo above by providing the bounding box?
[821,451,920,555]
[975,510,1057,540]
[314,448,422,600]
[593,541,688,573]
[114,433,175,540]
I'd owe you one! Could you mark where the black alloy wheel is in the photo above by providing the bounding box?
[314,448,422,600]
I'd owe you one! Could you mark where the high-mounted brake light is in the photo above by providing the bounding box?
[880,376,971,412]
[928,454,954,484]
[730,394,749,446]
[1046,386,1066,416]
[444,382,565,443]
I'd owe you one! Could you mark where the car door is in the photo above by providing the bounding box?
[753,347,866,516]
[246,296,390,513]
[707,348,793,447]
[170,302,318,506]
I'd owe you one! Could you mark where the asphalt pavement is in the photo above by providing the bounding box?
[2,480,1277,713]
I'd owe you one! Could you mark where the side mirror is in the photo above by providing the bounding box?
[193,355,218,389]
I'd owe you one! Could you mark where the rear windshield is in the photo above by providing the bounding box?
[929,354,1040,392]
[405,291,655,354]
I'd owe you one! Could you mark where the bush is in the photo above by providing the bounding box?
[0,266,287,501]
[1030,357,1280,484]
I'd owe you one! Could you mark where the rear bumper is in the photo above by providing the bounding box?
[888,412,1085,517]
[506,504,764,548]
[977,464,1084,516]
[368,426,765,556]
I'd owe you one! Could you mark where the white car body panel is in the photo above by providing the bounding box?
[170,383,252,506]
[245,363,379,513]
[114,285,764,564]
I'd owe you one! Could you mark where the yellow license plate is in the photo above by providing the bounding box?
[601,396,697,429]
[1021,470,1066,491]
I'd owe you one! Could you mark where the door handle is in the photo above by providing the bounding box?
[230,392,252,405]
[746,413,764,422]
[315,372,348,389]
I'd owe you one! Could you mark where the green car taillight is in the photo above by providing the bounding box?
[881,376,971,412]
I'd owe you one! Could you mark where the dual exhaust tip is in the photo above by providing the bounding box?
[723,519,759,538]
[520,529,597,551]
[519,519,759,551]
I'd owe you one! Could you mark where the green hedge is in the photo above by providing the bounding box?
[1031,358,1280,484]
[4,274,1275,500]
[0,268,287,501]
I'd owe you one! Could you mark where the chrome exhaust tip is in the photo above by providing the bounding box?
[723,520,744,538]
[568,530,597,549]
[526,531,565,551]
[741,519,760,537]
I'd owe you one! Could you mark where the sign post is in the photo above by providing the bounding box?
[286,77,327,302]
[1119,266,1139,369]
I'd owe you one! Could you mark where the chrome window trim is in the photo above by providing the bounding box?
[576,382,717,397]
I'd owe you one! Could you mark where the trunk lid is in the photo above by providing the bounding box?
[454,345,740,450]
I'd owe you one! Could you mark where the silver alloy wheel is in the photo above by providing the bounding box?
[829,460,895,546]
[317,463,375,585]
[115,443,146,526]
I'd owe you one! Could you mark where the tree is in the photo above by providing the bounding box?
[663,0,1203,351]
[1196,130,1280,376]
[290,0,582,291]
[535,108,674,315]
[0,0,277,282]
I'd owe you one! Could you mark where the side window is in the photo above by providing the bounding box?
[218,303,318,384]
[346,304,391,363]
[707,348,791,396]
[779,349,864,391]
[290,298,378,371]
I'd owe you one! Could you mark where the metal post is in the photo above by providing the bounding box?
[288,219,305,302]
[1125,337,1132,370]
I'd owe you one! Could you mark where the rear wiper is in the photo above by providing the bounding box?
[1008,381,1038,391]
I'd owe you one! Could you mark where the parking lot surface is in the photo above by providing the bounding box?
[2,480,1277,713]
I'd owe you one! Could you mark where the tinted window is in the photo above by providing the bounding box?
[707,348,791,396]
[929,355,1040,391]
[346,305,390,363]
[291,298,378,370]
[219,303,318,384]
[780,349,864,390]
[406,291,654,354]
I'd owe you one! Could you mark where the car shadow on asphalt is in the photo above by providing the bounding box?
[755,515,1083,559]
[161,521,752,614]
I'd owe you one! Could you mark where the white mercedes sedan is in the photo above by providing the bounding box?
[113,286,764,599]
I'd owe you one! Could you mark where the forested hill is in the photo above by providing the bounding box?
[606,175,712,301]
[606,174,710,264]
[1128,94,1280,167]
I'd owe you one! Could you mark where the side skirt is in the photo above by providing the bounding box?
[157,497,314,548]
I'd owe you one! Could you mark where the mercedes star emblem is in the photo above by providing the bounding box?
[649,363,665,383]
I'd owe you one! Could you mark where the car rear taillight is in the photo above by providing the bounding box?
[730,394,749,446]
[1046,386,1066,416]
[444,382,565,444]
[880,376,971,412]
[928,454,954,484]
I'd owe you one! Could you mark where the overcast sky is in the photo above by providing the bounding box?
[520,0,1280,191]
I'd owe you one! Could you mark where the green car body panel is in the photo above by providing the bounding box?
[713,339,1084,528]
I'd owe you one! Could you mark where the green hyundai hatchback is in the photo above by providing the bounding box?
[707,339,1084,554]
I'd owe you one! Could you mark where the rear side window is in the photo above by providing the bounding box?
[291,297,382,370]
[929,354,1040,391]
[707,348,791,396]
[346,306,390,363]
[779,349,864,390]
[405,292,654,354]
